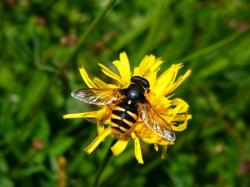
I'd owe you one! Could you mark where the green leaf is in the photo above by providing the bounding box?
[49,136,74,157]
[0,152,9,173]
[17,71,49,121]
[0,177,14,187]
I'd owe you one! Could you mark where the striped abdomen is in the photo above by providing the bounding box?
[110,102,138,138]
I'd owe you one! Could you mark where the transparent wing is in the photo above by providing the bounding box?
[71,88,124,105]
[138,102,176,142]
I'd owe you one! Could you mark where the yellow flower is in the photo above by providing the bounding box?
[63,52,192,164]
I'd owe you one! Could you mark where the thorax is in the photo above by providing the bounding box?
[122,84,146,103]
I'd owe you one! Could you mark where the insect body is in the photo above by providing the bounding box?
[71,76,176,142]
[110,79,147,138]
[110,103,137,138]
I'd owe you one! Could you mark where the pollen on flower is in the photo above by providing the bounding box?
[63,52,192,164]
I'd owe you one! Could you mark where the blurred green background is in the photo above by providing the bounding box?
[1,0,250,186]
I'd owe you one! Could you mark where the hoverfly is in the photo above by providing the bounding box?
[72,76,175,142]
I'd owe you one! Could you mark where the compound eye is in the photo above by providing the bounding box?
[131,76,136,83]
[131,76,150,88]
[131,76,141,83]
[141,79,150,89]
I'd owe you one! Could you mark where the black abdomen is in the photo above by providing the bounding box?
[110,101,138,138]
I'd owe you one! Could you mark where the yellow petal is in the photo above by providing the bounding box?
[92,77,110,88]
[142,137,171,146]
[133,55,152,76]
[141,137,158,144]
[96,106,110,120]
[84,127,111,154]
[171,119,188,131]
[173,114,192,121]
[145,70,157,88]
[169,99,191,132]
[169,105,183,122]
[161,145,168,159]
[150,58,163,73]
[186,114,192,120]
[93,77,118,88]
[98,63,122,84]
[111,139,129,155]
[96,107,111,133]
[152,64,183,97]
[63,111,97,119]
[154,143,159,151]
[97,124,105,134]
[131,132,144,164]
[79,67,96,88]
[113,52,131,87]
[146,94,171,109]
[172,98,189,112]
[134,55,162,77]
[164,69,192,95]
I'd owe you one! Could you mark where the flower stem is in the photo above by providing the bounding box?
[92,139,115,187]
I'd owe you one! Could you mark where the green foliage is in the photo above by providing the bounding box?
[0,0,250,186]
